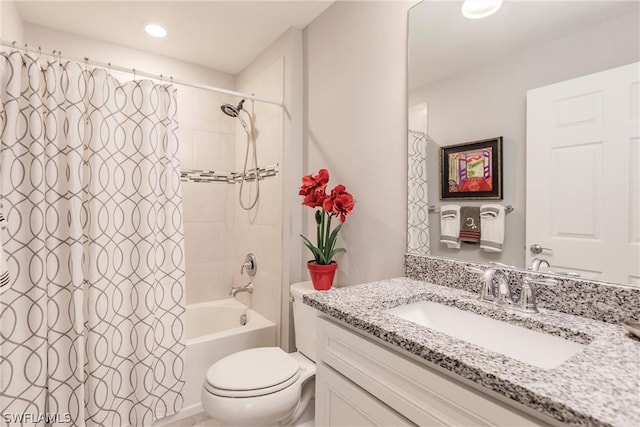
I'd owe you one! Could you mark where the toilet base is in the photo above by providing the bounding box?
[291,398,314,427]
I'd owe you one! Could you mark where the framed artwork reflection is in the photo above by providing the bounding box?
[439,136,503,200]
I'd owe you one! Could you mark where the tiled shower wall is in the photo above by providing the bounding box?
[179,88,239,304]
[180,59,285,310]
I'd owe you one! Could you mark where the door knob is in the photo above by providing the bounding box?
[530,244,552,255]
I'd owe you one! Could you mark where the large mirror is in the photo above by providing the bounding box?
[407,0,640,286]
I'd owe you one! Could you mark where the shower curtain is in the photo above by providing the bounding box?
[407,129,431,256]
[0,51,185,426]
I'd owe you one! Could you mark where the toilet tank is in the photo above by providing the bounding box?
[290,281,319,362]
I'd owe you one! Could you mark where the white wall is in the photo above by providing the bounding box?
[0,1,24,42]
[409,11,640,267]
[304,1,412,286]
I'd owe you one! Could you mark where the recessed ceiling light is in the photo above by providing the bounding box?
[145,24,167,38]
[461,0,503,20]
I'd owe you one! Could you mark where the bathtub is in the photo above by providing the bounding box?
[157,299,276,425]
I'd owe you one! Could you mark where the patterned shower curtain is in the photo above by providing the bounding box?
[0,51,185,426]
[407,129,431,256]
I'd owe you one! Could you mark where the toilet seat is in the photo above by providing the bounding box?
[204,347,301,398]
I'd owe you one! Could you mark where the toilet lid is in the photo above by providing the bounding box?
[205,347,300,394]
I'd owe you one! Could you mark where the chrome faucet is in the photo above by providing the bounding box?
[529,257,550,271]
[229,282,254,297]
[468,266,559,312]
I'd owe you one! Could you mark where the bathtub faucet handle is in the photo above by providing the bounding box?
[240,253,257,276]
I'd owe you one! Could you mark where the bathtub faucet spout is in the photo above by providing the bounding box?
[229,282,254,297]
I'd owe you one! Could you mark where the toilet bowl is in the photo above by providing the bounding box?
[201,282,318,426]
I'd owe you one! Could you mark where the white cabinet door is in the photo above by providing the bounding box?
[526,62,640,284]
[315,362,414,427]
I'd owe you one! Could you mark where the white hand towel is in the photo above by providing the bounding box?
[0,210,9,288]
[440,205,461,249]
[480,204,505,252]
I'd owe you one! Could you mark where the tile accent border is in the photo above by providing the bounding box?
[404,254,640,324]
[180,163,279,184]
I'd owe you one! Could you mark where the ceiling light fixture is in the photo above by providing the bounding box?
[145,24,167,38]
[461,0,503,20]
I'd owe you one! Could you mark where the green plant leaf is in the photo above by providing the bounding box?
[325,223,343,254]
[300,234,323,263]
[328,247,346,259]
[318,221,344,263]
[327,223,343,244]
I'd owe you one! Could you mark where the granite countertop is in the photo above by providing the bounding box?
[303,277,640,427]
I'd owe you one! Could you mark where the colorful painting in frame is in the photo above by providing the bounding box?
[439,137,503,200]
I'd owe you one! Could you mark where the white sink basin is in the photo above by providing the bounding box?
[385,301,586,369]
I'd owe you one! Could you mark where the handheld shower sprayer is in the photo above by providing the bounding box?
[220,99,245,118]
[220,99,259,210]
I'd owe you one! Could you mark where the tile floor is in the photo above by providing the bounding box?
[165,412,220,427]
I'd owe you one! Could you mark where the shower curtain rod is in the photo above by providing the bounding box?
[0,39,283,107]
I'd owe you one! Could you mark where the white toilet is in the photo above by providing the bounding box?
[201,282,318,426]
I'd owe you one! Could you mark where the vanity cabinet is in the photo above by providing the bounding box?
[315,316,548,427]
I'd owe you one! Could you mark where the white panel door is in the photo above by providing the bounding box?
[526,62,640,284]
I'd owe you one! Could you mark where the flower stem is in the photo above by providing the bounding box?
[317,211,322,257]
[324,214,332,262]
[319,211,326,259]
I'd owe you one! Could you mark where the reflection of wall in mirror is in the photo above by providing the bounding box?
[408,10,640,268]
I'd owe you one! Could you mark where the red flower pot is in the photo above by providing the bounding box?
[307,261,337,291]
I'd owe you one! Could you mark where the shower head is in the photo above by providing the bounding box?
[220,99,245,118]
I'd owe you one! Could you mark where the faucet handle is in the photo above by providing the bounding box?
[493,270,513,307]
[518,276,558,313]
[477,267,499,302]
[518,275,544,313]
[519,277,538,313]
[240,253,257,276]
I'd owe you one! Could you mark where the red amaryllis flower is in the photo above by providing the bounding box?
[299,168,355,266]
[299,168,329,208]
[323,184,355,223]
